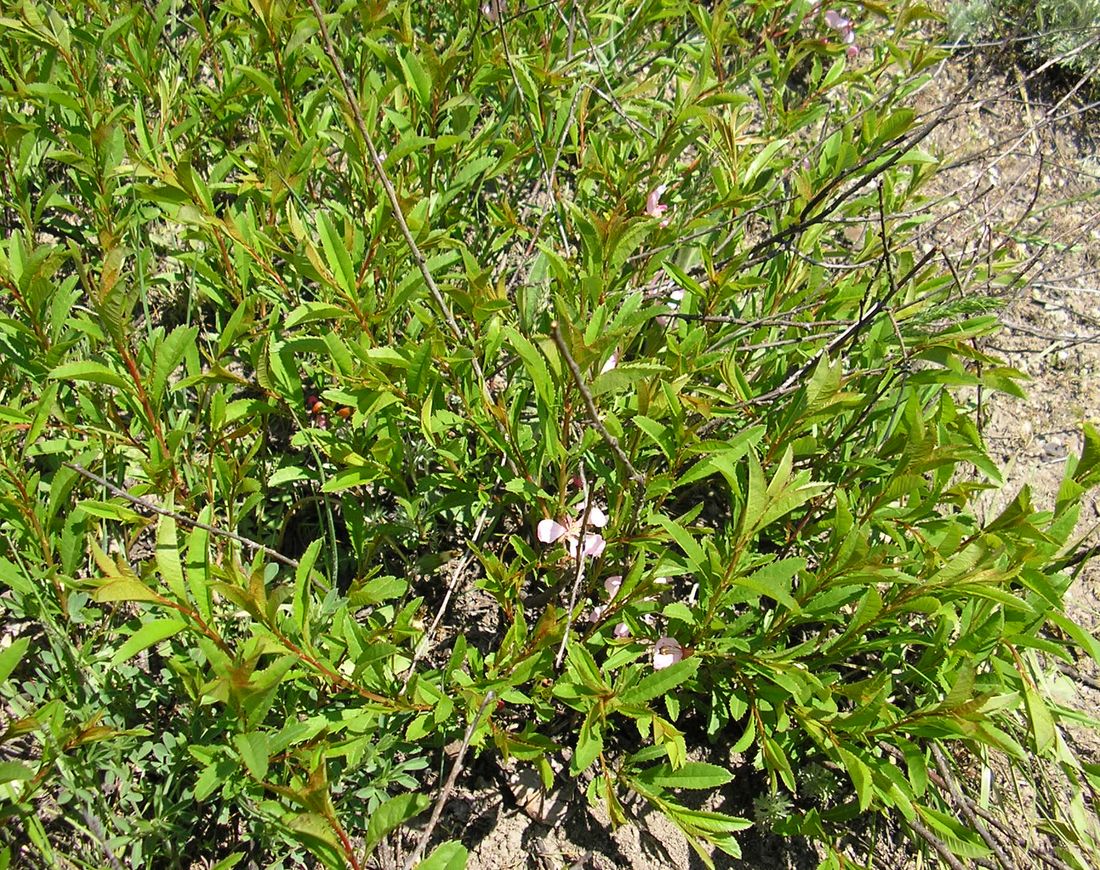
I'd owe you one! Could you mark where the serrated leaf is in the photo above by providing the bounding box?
[1023,684,1055,755]
[572,709,603,773]
[317,212,356,297]
[293,539,323,642]
[92,578,162,604]
[151,325,197,409]
[838,747,873,812]
[734,558,803,613]
[619,657,700,707]
[234,732,269,781]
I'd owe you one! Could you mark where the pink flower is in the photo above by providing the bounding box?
[823,9,850,31]
[645,184,671,228]
[537,505,609,559]
[588,604,607,623]
[599,349,619,375]
[613,622,631,639]
[604,575,622,599]
[823,9,858,54]
[481,0,505,22]
[653,636,684,670]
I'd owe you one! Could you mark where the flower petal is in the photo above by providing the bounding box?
[586,505,609,528]
[645,184,668,216]
[583,533,606,558]
[653,636,684,670]
[613,622,631,639]
[604,575,623,598]
[537,519,568,543]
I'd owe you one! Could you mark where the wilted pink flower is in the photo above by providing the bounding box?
[613,622,631,639]
[481,0,505,22]
[823,9,858,55]
[645,184,671,228]
[653,636,684,670]
[537,505,608,559]
[604,575,622,599]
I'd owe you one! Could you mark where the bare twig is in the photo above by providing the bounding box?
[65,462,299,568]
[550,320,643,483]
[931,745,1017,870]
[909,815,969,870]
[402,691,496,870]
[305,0,468,347]
[1055,660,1100,692]
[401,512,492,693]
[494,12,571,254]
[879,743,1077,870]
[555,475,594,670]
[749,246,935,404]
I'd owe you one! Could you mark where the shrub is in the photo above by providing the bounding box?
[948,0,1100,81]
[1,1,1098,868]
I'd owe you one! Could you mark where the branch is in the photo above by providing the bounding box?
[401,691,496,870]
[909,815,969,870]
[550,320,643,484]
[65,462,299,568]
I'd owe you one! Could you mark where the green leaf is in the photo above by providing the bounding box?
[0,761,35,785]
[92,578,162,604]
[572,708,604,773]
[839,748,873,812]
[0,637,30,684]
[186,506,213,622]
[365,792,431,856]
[317,212,357,297]
[1023,685,1056,755]
[156,511,187,601]
[151,325,197,408]
[234,732,270,781]
[293,539,323,642]
[48,360,129,390]
[641,761,733,790]
[651,513,706,574]
[619,657,700,707]
[417,841,468,870]
[734,558,803,613]
[634,415,673,460]
[399,49,432,109]
[743,139,789,190]
[76,500,143,523]
[503,326,555,409]
[111,618,188,665]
